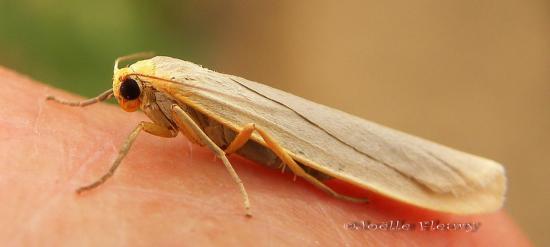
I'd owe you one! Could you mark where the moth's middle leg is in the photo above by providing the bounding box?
[170,105,251,217]
[224,123,368,203]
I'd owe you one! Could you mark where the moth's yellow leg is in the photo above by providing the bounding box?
[224,124,289,174]
[224,123,368,203]
[46,89,113,107]
[280,162,287,173]
[224,123,255,154]
[76,122,177,194]
[171,105,252,217]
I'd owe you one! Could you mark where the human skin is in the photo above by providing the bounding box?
[0,67,531,246]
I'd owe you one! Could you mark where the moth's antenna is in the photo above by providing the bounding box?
[124,73,182,85]
[125,73,249,103]
[125,73,211,93]
[114,52,155,73]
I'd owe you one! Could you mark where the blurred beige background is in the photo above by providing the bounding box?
[206,1,549,245]
[0,0,548,245]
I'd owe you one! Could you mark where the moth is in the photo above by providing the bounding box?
[47,54,506,216]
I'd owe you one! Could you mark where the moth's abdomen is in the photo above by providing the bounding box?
[188,106,331,179]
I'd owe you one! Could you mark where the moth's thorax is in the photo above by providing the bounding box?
[138,86,163,112]
[140,89,178,131]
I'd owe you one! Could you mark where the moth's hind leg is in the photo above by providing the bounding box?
[171,105,252,217]
[46,89,113,107]
[224,123,368,203]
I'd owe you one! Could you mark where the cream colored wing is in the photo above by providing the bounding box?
[143,56,506,214]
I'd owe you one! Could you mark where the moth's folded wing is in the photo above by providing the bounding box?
[229,75,506,214]
[148,56,506,214]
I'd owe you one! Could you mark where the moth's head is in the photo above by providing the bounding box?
[112,55,155,112]
[113,68,142,112]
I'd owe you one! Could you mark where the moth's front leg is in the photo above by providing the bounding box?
[76,122,177,193]
[46,89,114,107]
[170,104,252,217]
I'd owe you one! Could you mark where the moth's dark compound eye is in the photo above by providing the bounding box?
[120,78,141,100]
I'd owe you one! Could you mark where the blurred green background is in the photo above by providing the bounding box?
[1,0,548,245]
[0,0,217,96]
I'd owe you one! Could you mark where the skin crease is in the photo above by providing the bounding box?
[0,67,531,246]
